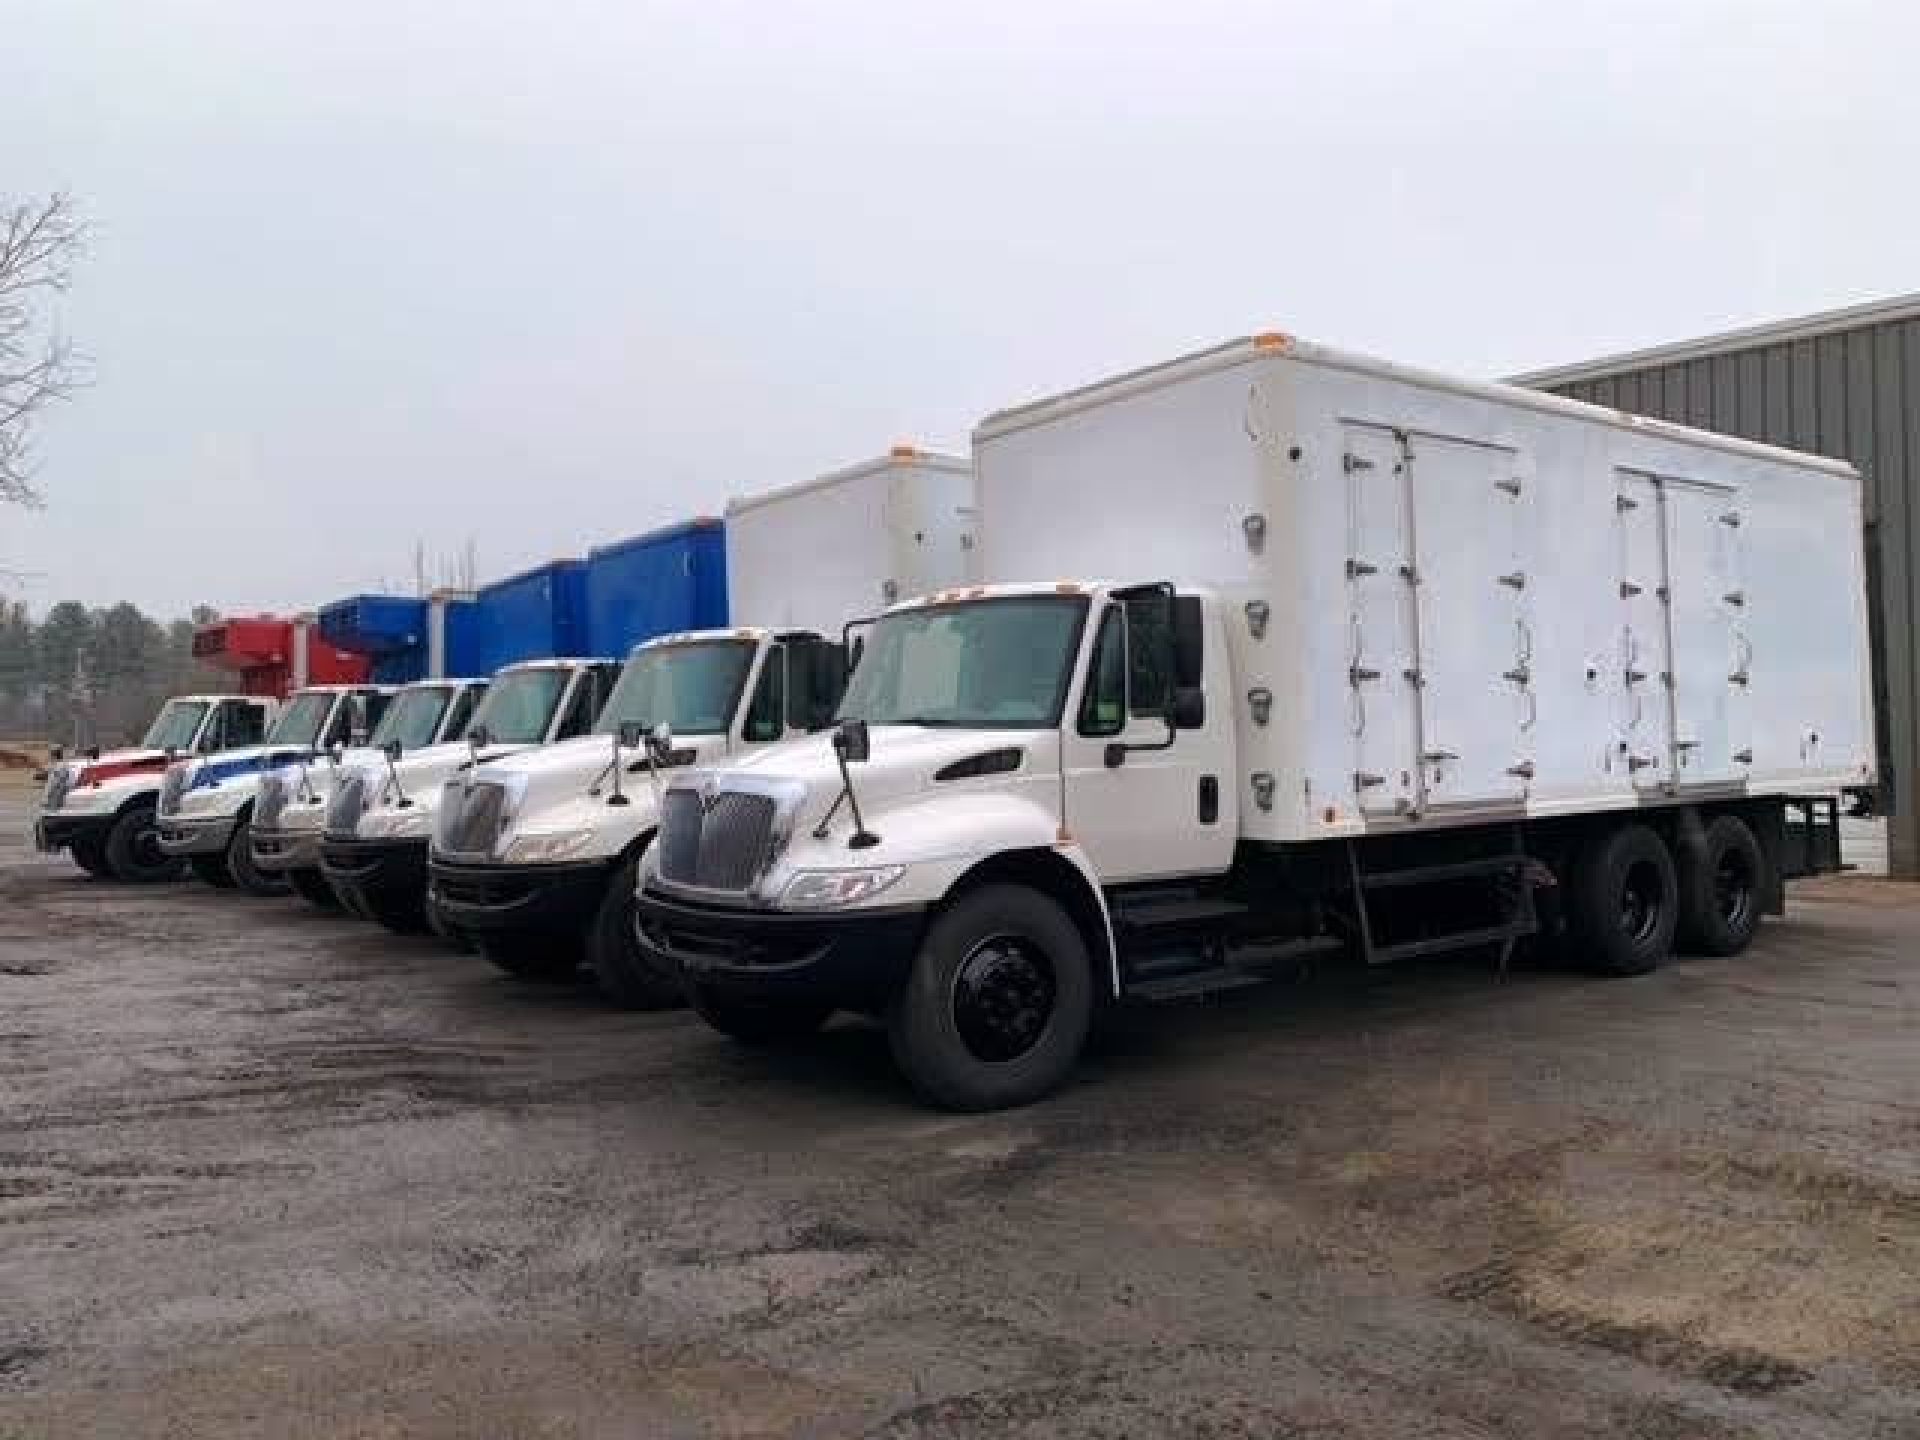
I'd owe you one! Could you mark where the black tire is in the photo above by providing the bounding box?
[190,854,236,888]
[588,854,682,1009]
[426,896,477,953]
[226,814,290,897]
[887,883,1094,1112]
[1566,823,1678,977]
[68,831,111,878]
[287,868,342,911]
[103,805,185,883]
[363,888,427,936]
[1677,814,1767,957]
[480,932,581,982]
[688,982,831,1045]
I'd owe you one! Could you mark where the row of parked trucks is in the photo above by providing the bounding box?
[33,333,1873,1109]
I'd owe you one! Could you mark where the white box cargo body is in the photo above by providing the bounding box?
[975,335,1874,845]
[726,448,979,631]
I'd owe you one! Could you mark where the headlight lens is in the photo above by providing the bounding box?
[500,827,597,864]
[363,807,432,839]
[780,865,907,910]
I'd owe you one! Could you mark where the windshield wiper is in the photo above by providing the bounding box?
[881,715,964,728]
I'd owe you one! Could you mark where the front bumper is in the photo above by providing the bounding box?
[427,856,616,936]
[322,834,431,909]
[251,824,323,874]
[633,887,925,1005]
[35,811,115,853]
[158,812,239,857]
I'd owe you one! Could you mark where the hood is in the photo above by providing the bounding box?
[368,738,541,816]
[64,749,173,786]
[706,727,1051,827]
[183,744,313,790]
[488,732,729,829]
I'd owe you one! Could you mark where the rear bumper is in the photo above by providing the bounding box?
[322,835,430,907]
[158,813,237,857]
[35,812,113,853]
[251,824,323,874]
[633,887,925,1006]
[427,856,615,936]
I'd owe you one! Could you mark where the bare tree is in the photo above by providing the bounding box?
[0,193,88,507]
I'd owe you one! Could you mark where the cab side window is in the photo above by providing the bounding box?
[785,638,848,732]
[743,646,786,743]
[1076,606,1127,737]
[223,702,266,748]
[1122,592,1173,718]
[357,693,392,742]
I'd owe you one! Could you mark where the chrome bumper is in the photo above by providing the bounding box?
[157,813,238,857]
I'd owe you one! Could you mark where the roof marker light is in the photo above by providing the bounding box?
[1253,331,1292,352]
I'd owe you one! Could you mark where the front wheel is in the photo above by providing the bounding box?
[1567,823,1677,977]
[226,816,290,897]
[190,854,236,889]
[689,983,832,1045]
[363,887,427,935]
[287,868,342,911]
[104,805,185,883]
[887,883,1093,1112]
[588,855,682,1010]
[480,933,581,982]
[68,831,112,878]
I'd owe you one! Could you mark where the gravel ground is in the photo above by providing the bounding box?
[1,787,1916,1439]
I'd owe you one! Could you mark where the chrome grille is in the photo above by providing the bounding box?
[159,765,188,817]
[326,769,371,836]
[254,770,291,829]
[437,780,506,858]
[657,788,778,892]
[42,765,74,813]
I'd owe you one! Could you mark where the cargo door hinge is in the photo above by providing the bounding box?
[1627,754,1658,772]
[1729,669,1751,687]
[1343,453,1375,474]
[1244,600,1270,639]
[1250,773,1276,811]
[1720,511,1743,529]
[1348,665,1381,686]
[1246,687,1273,725]
[1498,571,1527,591]
[1617,495,1639,512]
[1624,668,1648,684]
[1503,665,1531,685]
[1722,589,1746,608]
[1506,761,1536,780]
[1345,559,1378,580]
[1733,748,1754,764]
[1354,771,1385,790]
[1403,668,1425,689]
[1620,581,1643,599]
[1398,564,1420,585]
[1496,477,1523,497]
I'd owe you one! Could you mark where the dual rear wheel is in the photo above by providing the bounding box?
[1567,815,1765,975]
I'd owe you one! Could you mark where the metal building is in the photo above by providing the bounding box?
[1512,293,1920,875]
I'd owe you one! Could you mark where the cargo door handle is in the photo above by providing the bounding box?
[1421,749,1458,763]
[1349,665,1380,685]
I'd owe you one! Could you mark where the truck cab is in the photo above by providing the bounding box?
[158,684,395,894]
[34,694,277,883]
[320,657,618,934]
[428,628,847,1003]
[250,677,489,909]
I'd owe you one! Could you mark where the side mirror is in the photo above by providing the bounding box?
[617,720,647,750]
[1170,686,1206,730]
[383,738,404,762]
[648,722,674,758]
[327,740,346,764]
[833,717,871,764]
[50,745,65,762]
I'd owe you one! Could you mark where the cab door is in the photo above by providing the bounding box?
[1061,587,1235,882]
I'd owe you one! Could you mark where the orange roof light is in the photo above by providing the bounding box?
[890,444,921,460]
[1253,331,1292,352]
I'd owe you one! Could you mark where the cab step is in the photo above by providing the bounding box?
[1122,936,1342,1001]
[1108,894,1250,932]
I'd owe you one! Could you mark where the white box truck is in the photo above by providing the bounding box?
[635,333,1872,1110]
[33,694,278,882]
[427,448,979,1004]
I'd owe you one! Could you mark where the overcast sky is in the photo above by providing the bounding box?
[3,0,1915,617]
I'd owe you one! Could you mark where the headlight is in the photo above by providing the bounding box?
[363,808,432,839]
[500,827,597,864]
[780,865,907,910]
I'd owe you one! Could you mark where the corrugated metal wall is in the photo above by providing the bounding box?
[1532,316,1920,875]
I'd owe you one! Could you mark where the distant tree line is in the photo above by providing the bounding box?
[0,600,226,747]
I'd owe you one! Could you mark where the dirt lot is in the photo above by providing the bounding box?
[1,787,1916,1439]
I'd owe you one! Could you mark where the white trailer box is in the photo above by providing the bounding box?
[974,334,1874,842]
[725,447,979,632]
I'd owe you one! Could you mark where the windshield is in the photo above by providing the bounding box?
[838,596,1088,730]
[142,700,209,751]
[467,668,567,745]
[266,691,336,747]
[596,641,754,738]
[369,686,452,752]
